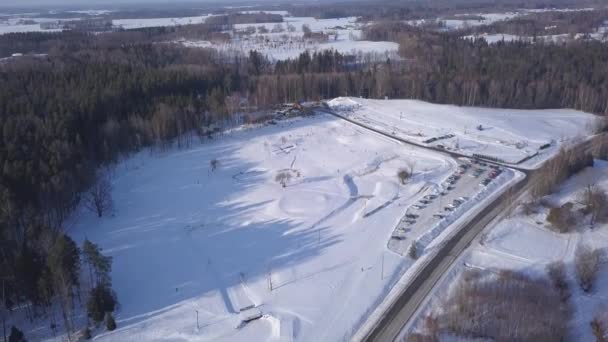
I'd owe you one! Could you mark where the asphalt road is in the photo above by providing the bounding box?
[318,105,598,342]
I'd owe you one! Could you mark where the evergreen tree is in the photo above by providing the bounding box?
[87,285,118,324]
[106,312,117,331]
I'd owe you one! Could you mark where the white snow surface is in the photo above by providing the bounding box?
[328,97,595,168]
[54,114,456,342]
[404,159,608,341]
[113,15,212,30]
[182,16,398,61]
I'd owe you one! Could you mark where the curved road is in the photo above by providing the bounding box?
[317,105,596,342]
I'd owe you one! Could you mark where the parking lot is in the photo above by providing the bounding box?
[388,158,505,256]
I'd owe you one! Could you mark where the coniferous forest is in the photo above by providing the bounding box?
[1,2,608,338]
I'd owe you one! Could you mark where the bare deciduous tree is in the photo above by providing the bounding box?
[275,171,292,188]
[85,173,113,218]
[521,201,538,216]
[579,184,608,225]
[575,244,602,292]
[429,269,571,341]
[546,261,571,302]
[591,308,608,342]
[592,134,608,160]
[397,169,410,185]
[397,161,415,185]
[546,203,574,233]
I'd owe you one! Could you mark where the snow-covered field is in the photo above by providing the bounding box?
[30,113,459,342]
[465,29,608,44]
[113,15,212,30]
[328,97,595,168]
[407,8,596,31]
[403,159,608,341]
[182,16,399,61]
[0,16,68,34]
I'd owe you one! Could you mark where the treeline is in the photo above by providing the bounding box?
[466,9,608,37]
[409,270,571,341]
[282,0,603,21]
[359,22,608,114]
[0,22,236,58]
[205,12,283,28]
[0,39,362,338]
[0,43,242,338]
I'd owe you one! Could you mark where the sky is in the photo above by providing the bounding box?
[0,0,269,9]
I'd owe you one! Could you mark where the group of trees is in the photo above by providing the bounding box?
[575,243,603,293]
[409,269,571,341]
[464,9,608,37]
[205,12,283,31]
[531,147,594,199]
[362,22,608,115]
[0,41,231,340]
[1,7,608,339]
[4,234,117,340]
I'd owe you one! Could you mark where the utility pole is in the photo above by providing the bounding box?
[267,268,273,292]
[195,310,199,330]
[381,253,385,280]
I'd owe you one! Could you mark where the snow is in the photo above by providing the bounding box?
[465,31,607,44]
[403,159,608,341]
[25,113,463,342]
[181,16,398,61]
[184,38,398,61]
[0,16,70,34]
[327,97,595,168]
[113,15,212,30]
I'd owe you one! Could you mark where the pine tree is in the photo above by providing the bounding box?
[106,312,117,331]
[87,285,117,324]
[82,239,112,287]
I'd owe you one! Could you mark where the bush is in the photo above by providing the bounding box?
[210,158,219,172]
[9,326,25,342]
[575,244,602,292]
[520,201,537,216]
[546,261,571,302]
[275,171,292,188]
[106,312,117,331]
[82,327,92,340]
[408,241,419,259]
[592,309,608,342]
[579,185,608,224]
[87,285,118,324]
[546,203,574,233]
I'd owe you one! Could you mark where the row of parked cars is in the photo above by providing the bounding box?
[393,159,505,242]
[443,196,469,213]
[480,165,503,186]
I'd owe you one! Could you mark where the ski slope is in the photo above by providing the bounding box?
[57,114,455,342]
